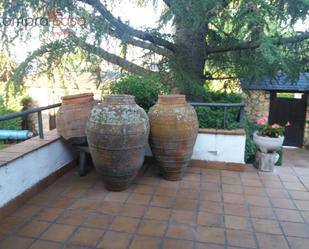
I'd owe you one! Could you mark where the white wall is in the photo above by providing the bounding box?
[146,132,246,164]
[0,140,76,208]
[192,133,245,164]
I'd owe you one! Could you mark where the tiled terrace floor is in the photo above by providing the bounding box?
[1,152,309,249]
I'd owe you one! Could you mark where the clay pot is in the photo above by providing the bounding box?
[56,93,95,141]
[148,95,198,180]
[86,95,149,191]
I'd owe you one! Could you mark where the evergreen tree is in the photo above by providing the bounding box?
[0,0,308,100]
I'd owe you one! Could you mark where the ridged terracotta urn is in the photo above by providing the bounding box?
[56,93,95,141]
[86,95,149,191]
[148,95,198,180]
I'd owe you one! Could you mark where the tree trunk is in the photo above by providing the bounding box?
[172,22,207,101]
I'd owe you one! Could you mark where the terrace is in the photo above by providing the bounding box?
[0,99,309,249]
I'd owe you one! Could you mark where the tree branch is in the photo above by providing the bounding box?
[76,39,157,76]
[207,32,309,54]
[107,28,174,57]
[79,0,175,51]
[162,0,172,7]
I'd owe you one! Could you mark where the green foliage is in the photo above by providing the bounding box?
[244,119,257,164]
[108,74,169,111]
[0,96,22,131]
[203,91,243,103]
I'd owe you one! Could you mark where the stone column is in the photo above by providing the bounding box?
[242,90,270,122]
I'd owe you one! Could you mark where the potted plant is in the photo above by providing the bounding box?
[253,116,290,153]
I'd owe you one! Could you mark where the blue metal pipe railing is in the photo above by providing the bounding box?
[0,103,61,139]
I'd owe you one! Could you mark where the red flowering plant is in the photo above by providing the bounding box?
[256,116,290,138]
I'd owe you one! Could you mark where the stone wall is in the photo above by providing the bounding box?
[242,90,270,122]
[304,96,309,148]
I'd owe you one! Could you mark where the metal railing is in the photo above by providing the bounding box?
[190,102,245,129]
[0,103,61,139]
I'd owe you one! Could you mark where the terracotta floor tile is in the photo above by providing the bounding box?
[200,191,222,202]
[120,204,146,218]
[47,196,76,209]
[198,212,224,227]
[244,186,266,196]
[0,216,28,234]
[166,223,195,240]
[56,210,87,225]
[133,184,156,194]
[144,207,170,221]
[16,220,50,237]
[223,193,245,205]
[252,218,282,234]
[226,229,256,248]
[275,208,304,222]
[222,176,241,185]
[97,231,131,249]
[271,198,296,209]
[256,233,289,249]
[127,193,152,205]
[137,220,166,237]
[104,192,131,203]
[162,239,194,249]
[287,236,309,249]
[225,215,251,230]
[281,221,309,237]
[41,223,75,242]
[69,227,104,247]
[28,240,61,249]
[96,201,122,214]
[173,198,199,210]
[183,173,201,182]
[201,182,221,192]
[110,216,140,233]
[222,184,243,194]
[150,195,174,208]
[176,188,200,200]
[69,198,100,211]
[35,207,64,222]
[170,210,197,225]
[82,213,113,229]
[129,235,161,249]
[249,206,276,219]
[182,180,201,190]
[266,188,289,198]
[196,226,225,244]
[155,186,177,197]
[246,196,271,207]
[294,200,309,211]
[289,191,309,201]
[200,201,223,214]
[224,203,249,217]
[11,205,42,218]
[196,243,225,249]
[283,182,306,191]
[0,236,34,249]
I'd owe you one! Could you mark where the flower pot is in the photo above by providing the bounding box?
[86,95,149,191]
[56,93,95,141]
[253,132,284,153]
[148,95,198,181]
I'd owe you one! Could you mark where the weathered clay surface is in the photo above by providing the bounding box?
[148,95,198,180]
[86,95,149,191]
[56,93,95,140]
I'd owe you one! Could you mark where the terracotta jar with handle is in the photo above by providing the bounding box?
[148,95,198,180]
[56,93,95,141]
[86,95,149,191]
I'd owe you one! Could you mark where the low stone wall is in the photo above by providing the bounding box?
[145,129,246,164]
[0,131,76,208]
[243,90,270,122]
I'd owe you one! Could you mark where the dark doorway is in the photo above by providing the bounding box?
[269,92,308,147]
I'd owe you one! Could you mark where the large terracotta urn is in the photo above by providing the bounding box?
[86,95,149,191]
[56,93,95,141]
[148,95,198,180]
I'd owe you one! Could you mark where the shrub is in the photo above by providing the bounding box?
[203,91,243,103]
[244,119,257,164]
[0,96,22,131]
[109,74,169,111]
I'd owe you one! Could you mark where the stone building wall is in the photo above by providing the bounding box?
[242,90,270,122]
